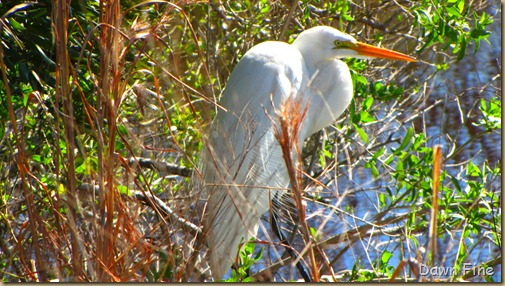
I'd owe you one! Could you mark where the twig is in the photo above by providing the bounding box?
[427,145,442,270]
[270,196,310,281]
[132,190,202,237]
[278,0,299,41]
[128,157,192,177]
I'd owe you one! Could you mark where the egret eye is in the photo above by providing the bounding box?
[333,40,344,49]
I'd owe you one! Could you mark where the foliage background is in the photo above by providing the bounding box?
[0,0,501,282]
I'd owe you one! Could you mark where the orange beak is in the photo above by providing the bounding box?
[354,42,416,62]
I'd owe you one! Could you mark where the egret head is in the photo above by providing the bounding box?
[292,26,415,64]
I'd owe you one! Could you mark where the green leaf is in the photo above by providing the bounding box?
[253,246,263,260]
[371,146,385,160]
[379,192,387,207]
[353,123,368,143]
[343,14,354,21]
[363,97,374,110]
[356,74,368,85]
[243,240,254,255]
[466,161,481,177]
[260,3,270,13]
[445,6,461,18]
[393,127,413,154]
[58,183,66,195]
[318,153,326,169]
[349,99,357,122]
[436,63,449,71]
[470,28,491,39]
[416,9,432,26]
[117,185,130,195]
[456,0,465,13]
[450,175,462,193]
[479,12,494,26]
[412,133,426,150]
[371,163,379,178]
[23,92,30,107]
[456,36,467,61]
[323,149,332,159]
[381,250,393,264]
[9,18,26,31]
[359,111,375,123]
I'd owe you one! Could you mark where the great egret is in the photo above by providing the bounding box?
[201,25,415,279]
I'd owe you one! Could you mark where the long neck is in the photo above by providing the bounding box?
[292,34,331,72]
[300,59,354,141]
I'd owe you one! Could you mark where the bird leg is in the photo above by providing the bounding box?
[271,194,311,281]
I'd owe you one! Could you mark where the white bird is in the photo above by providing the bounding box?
[200,26,415,279]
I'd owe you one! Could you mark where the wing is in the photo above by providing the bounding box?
[201,41,308,279]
